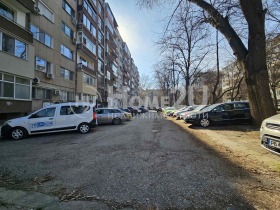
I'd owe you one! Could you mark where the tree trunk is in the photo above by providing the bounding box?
[188,0,276,125]
[240,0,276,125]
[271,87,278,110]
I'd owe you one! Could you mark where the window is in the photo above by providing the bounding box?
[98,30,104,45]
[1,33,26,59]
[60,67,74,80]
[62,0,75,17]
[98,59,104,74]
[0,73,31,100]
[60,106,89,115]
[82,35,96,55]
[106,71,111,80]
[84,0,97,22]
[98,2,104,16]
[35,56,49,73]
[0,2,14,21]
[60,91,74,101]
[83,73,96,86]
[31,108,56,118]
[62,22,73,38]
[32,87,52,99]
[98,16,104,31]
[98,44,103,59]
[83,14,96,36]
[30,25,52,47]
[234,103,249,109]
[38,1,54,22]
[61,45,73,59]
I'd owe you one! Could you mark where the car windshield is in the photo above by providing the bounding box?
[193,105,205,111]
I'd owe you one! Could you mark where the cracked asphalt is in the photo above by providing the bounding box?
[0,112,256,209]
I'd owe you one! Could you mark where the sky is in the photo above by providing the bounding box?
[106,0,170,76]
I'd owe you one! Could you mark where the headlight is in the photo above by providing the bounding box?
[3,120,11,126]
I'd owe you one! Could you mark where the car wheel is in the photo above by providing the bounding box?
[10,127,27,140]
[78,123,90,134]
[113,118,121,125]
[200,118,210,128]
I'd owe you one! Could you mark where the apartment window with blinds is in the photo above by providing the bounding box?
[38,1,54,22]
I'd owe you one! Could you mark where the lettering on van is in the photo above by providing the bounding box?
[30,122,53,128]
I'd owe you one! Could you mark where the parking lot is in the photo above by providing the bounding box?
[0,112,279,209]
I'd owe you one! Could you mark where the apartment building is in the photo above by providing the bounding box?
[0,0,139,120]
[30,0,78,111]
[0,0,37,119]
[76,0,101,104]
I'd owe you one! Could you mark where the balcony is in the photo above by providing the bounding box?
[0,15,33,44]
[16,0,37,13]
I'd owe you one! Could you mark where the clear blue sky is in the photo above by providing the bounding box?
[106,0,170,76]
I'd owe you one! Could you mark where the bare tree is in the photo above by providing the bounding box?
[137,0,277,125]
[139,73,153,98]
[267,35,280,109]
[156,2,210,105]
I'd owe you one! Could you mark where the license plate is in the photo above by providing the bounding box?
[268,138,280,149]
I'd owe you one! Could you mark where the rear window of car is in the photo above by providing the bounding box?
[234,103,249,109]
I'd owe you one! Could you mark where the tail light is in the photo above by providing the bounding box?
[93,112,97,120]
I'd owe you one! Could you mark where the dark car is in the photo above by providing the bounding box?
[139,107,148,113]
[127,107,138,116]
[185,102,251,127]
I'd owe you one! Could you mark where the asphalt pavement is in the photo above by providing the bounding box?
[0,112,255,209]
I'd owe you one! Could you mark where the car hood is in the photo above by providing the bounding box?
[263,114,280,124]
[5,116,29,125]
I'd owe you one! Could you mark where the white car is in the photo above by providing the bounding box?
[260,114,280,155]
[1,102,96,140]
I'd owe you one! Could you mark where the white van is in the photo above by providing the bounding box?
[1,102,97,140]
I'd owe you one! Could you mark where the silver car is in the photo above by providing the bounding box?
[96,108,125,125]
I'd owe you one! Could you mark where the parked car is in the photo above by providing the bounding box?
[120,109,132,121]
[163,107,176,116]
[139,107,148,113]
[178,105,207,120]
[185,102,251,127]
[96,108,125,125]
[157,107,163,112]
[0,102,96,140]
[173,106,194,119]
[127,107,139,116]
[260,114,280,155]
[171,106,191,117]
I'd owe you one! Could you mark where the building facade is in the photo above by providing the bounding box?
[0,0,139,120]
[0,0,37,120]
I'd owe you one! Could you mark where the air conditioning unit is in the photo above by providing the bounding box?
[46,73,53,79]
[32,77,40,85]
[71,16,77,26]
[54,89,61,96]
